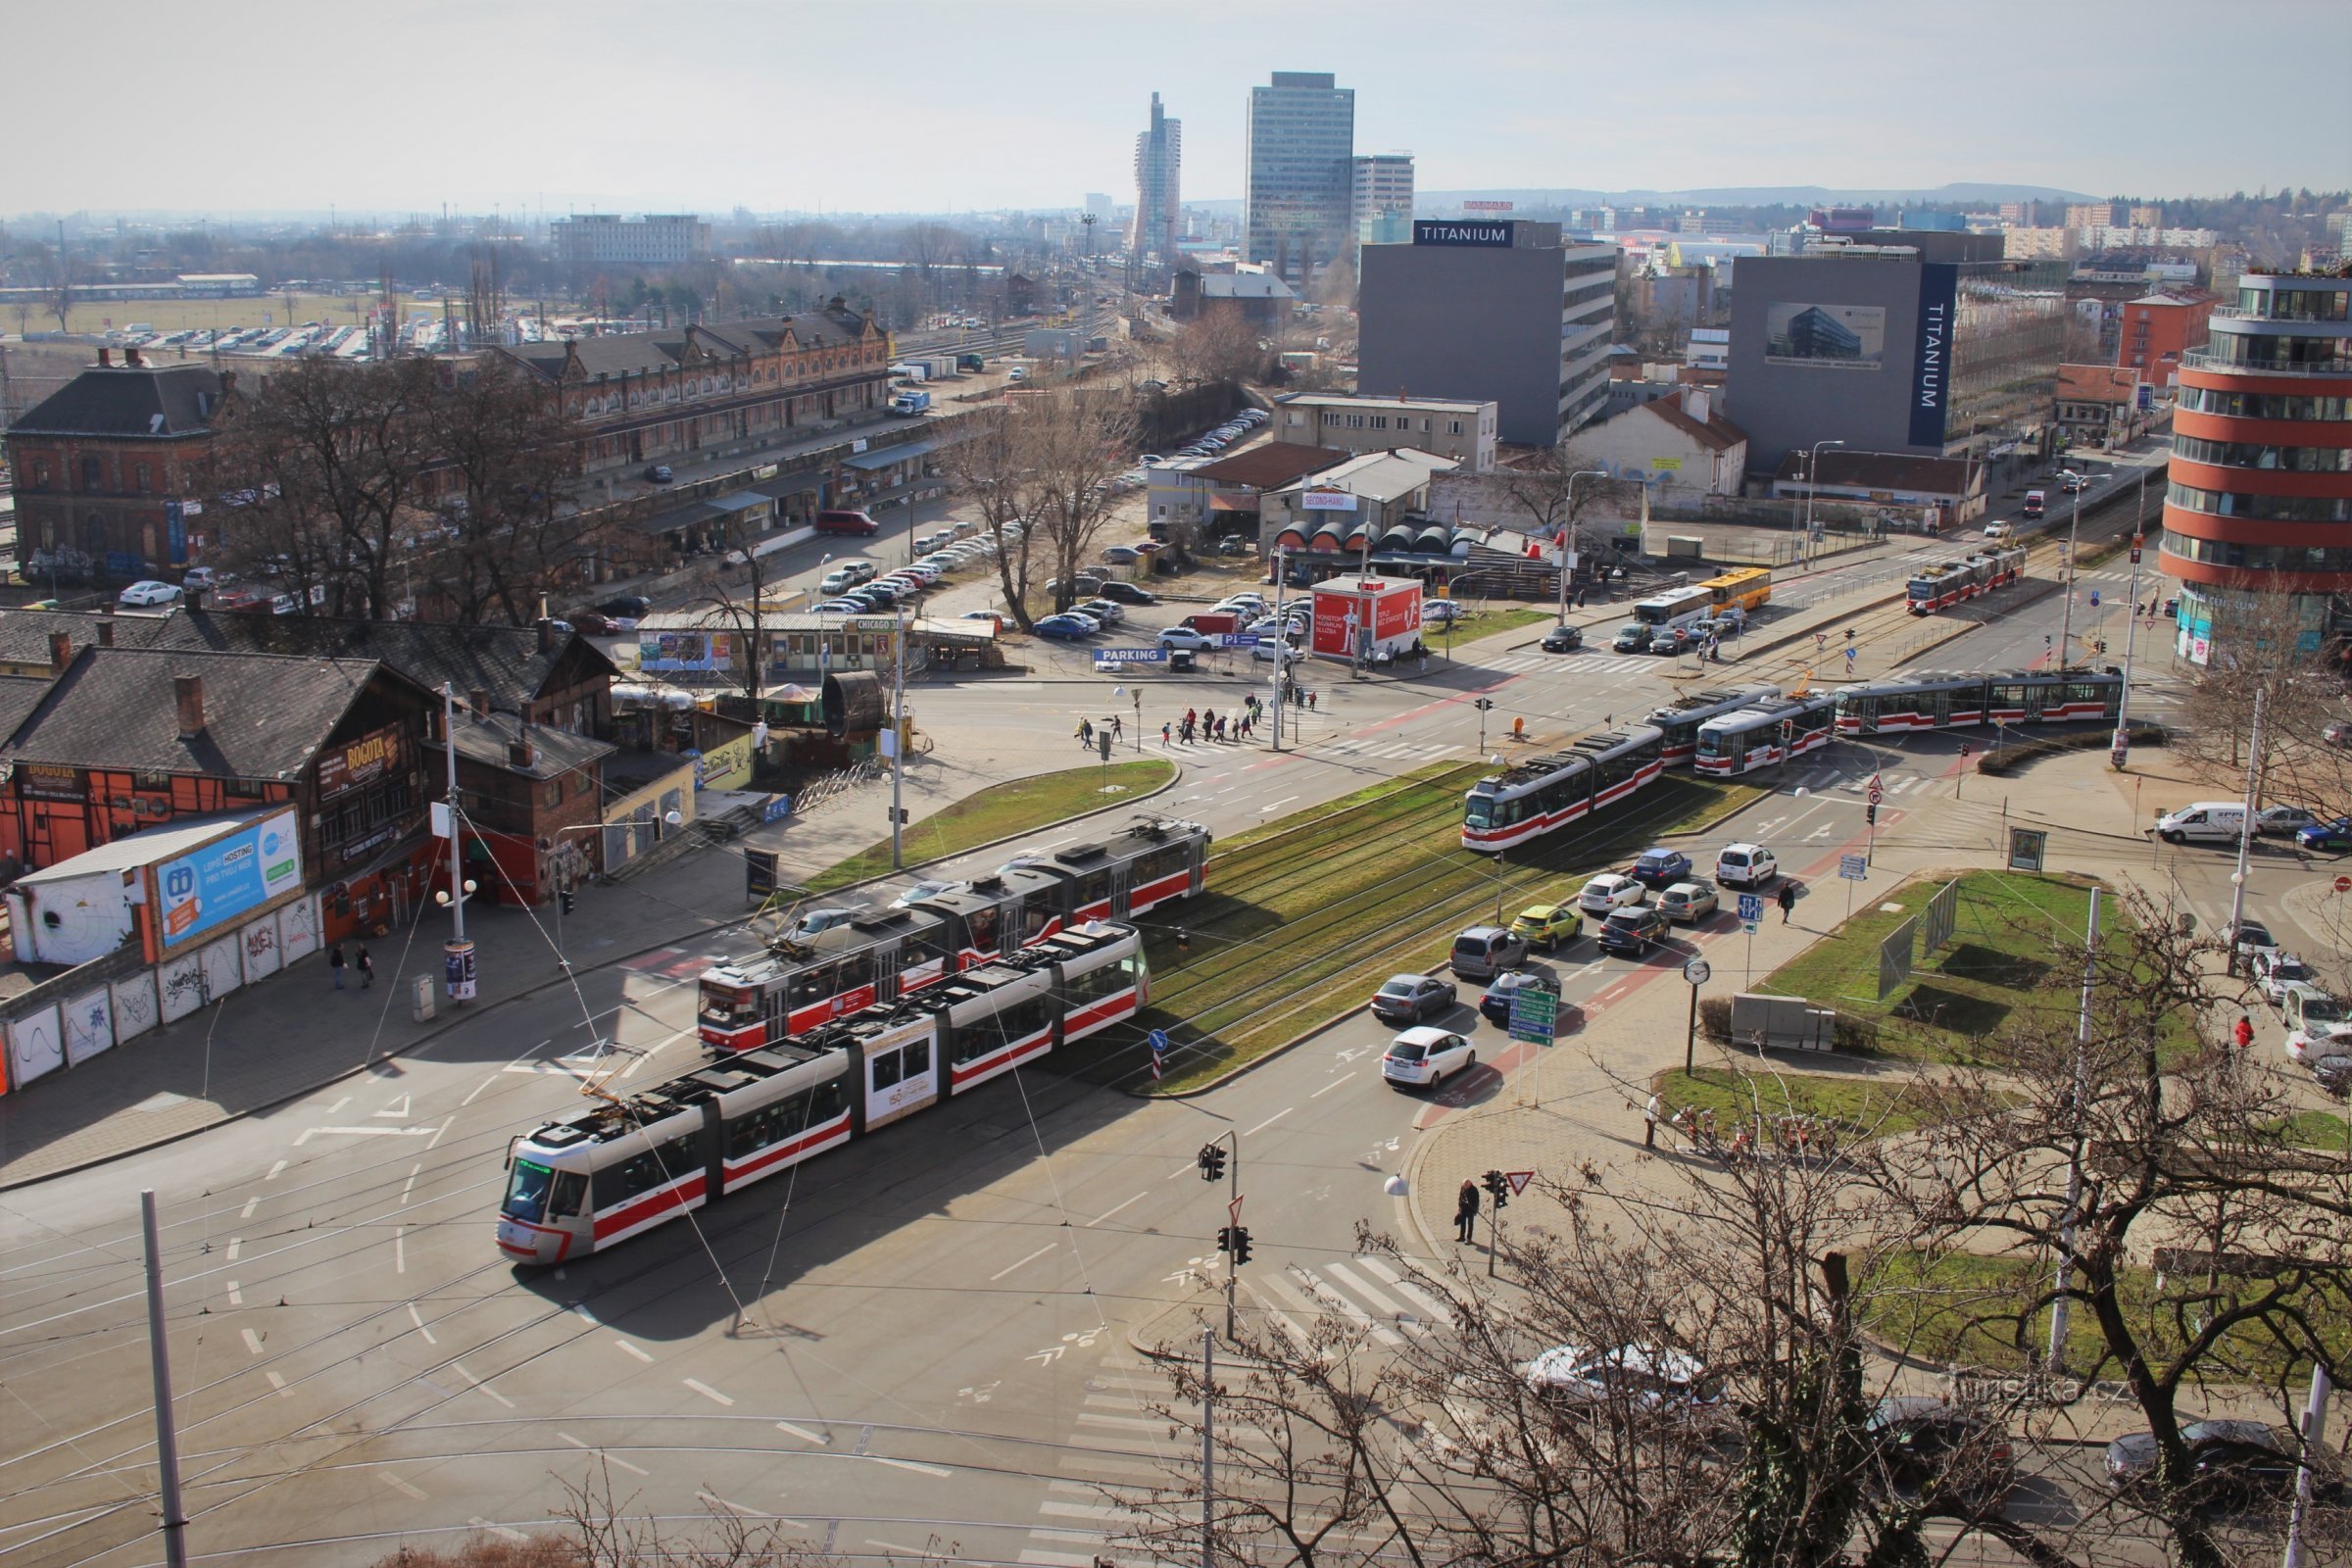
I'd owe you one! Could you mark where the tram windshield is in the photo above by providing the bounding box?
[503,1159,555,1223]
[1694,726,1736,760]
[700,982,758,1029]
[1464,794,1496,829]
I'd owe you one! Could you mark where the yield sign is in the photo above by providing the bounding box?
[1228,1195,1245,1227]
[1504,1170,1535,1197]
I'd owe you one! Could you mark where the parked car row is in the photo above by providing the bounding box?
[1166,407,1270,462]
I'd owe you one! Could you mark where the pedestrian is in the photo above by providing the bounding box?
[1183,707,1197,733]
[357,945,373,990]
[1307,690,1317,711]
[1643,1093,1661,1149]
[1075,718,1094,749]
[2233,1013,2254,1050]
[1161,721,1172,746]
[1777,882,1797,924]
[329,943,347,990]
[1454,1178,1480,1244]
[1109,713,1122,740]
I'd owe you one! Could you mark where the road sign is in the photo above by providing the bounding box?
[1504,1171,1534,1197]
[1508,985,1557,1045]
[1229,1195,1245,1226]
[1839,854,1869,881]
[2336,876,2352,894]
[1149,1028,1169,1053]
[1093,647,1167,664]
[1683,957,1711,987]
[2090,590,2100,608]
[1219,632,1260,648]
[1867,771,1885,806]
[1738,893,1764,923]
[1742,920,1759,935]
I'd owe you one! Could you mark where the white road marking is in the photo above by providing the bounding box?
[559,1433,649,1476]
[380,1472,428,1501]
[266,1371,287,1395]
[239,1197,259,1220]
[613,1338,655,1363]
[320,1096,351,1115]
[1244,1106,1292,1137]
[225,1238,241,1262]
[1086,1192,1147,1228]
[299,1125,436,1141]
[1257,796,1298,813]
[862,1455,953,1477]
[394,1228,405,1274]
[468,1518,529,1544]
[240,1329,265,1355]
[453,1360,516,1407]
[773,1420,828,1445]
[1075,1410,1163,1430]
[400,1166,419,1205]
[571,1302,600,1327]
[683,1377,735,1406]
[1309,1072,1354,1099]
[1039,1500,1138,1523]
[373,1094,412,1119]
[1324,1260,1416,1330]
[697,1491,765,1519]
[461,1074,502,1106]
[425,1114,455,1152]
[225,1281,242,1306]
[265,1160,286,1181]
[408,1302,437,1345]
[991,1244,1057,1282]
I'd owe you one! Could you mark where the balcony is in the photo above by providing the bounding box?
[2180,350,2352,379]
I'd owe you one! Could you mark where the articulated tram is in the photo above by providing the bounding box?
[1834,669,2125,737]
[1905,545,2027,613]
[698,817,1205,1049]
[1461,726,1666,852]
[1645,684,1782,766]
[498,922,1148,1265]
[1692,693,1840,778]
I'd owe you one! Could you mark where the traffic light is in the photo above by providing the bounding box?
[1215,1226,1233,1254]
[2131,535,2143,564]
[1865,803,1878,826]
[560,884,575,915]
[1482,1169,1509,1209]
[1229,1226,1252,1265]
[1198,1142,1227,1182]
[1472,698,1494,713]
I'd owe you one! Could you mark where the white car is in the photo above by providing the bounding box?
[1525,1345,1725,1415]
[2287,1020,2352,1066]
[2253,951,2318,1006]
[1421,600,1466,624]
[1715,843,1779,889]
[1250,639,1298,663]
[1381,1026,1476,1089]
[1077,598,1126,626]
[118,580,182,608]
[891,878,967,909]
[1577,873,1645,915]
[1157,627,1213,652]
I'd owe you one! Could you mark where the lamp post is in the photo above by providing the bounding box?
[1801,439,1844,565]
[2057,474,2085,666]
[435,683,477,1002]
[1555,469,1606,627]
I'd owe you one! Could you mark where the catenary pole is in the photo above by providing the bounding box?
[2046,885,2100,1372]
[141,1192,189,1568]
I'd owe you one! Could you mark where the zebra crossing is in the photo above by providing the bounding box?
[1481,652,1673,677]
[1019,1348,1188,1568]
[1318,737,1462,762]
[1246,1254,1456,1351]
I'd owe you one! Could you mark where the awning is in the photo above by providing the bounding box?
[710,490,773,514]
[625,500,727,536]
[1273,528,1307,551]
[754,470,828,501]
[843,436,942,471]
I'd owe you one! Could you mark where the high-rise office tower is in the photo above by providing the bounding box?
[1351,154,1414,231]
[1132,93,1182,262]
[1244,72,1354,286]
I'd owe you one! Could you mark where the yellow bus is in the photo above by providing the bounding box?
[1699,566,1773,615]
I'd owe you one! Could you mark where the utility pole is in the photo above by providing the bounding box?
[2046,884,2100,1374]
[2283,1367,2333,1568]
[1802,439,1844,563]
[2225,690,2264,973]
[1199,1135,1240,1338]
[436,684,475,1002]
[1269,548,1287,752]
[1555,468,1604,627]
[891,602,907,869]
[1200,1329,1215,1568]
[2113,528,2147,769]
[140,1192,189,1568]
[2057,479,2084,666]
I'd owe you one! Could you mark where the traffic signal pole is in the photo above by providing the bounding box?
[1199,1133,1242,1338]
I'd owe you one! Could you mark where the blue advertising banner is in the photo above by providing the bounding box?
[156,808,304,949]
[1909,264,1960,447]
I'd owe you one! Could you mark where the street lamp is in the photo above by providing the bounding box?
[1801,440,1845,564]
[1556,469,1606,627]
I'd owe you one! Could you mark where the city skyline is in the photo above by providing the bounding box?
[8,0,2346,219]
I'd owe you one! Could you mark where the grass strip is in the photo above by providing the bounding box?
[1651,1066,1952,1142]
[802,760,1175,894]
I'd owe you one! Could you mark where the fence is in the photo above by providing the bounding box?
[1,894,323,1097]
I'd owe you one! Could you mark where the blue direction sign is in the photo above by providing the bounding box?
[1149,1028,1169,1052]
[1839,853,1869,881]
[1093,647,1168,665]
[1219,632,1261,649]
[1737,893,1764,923]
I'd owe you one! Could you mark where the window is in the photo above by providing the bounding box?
[81,456,102,492]
[1448,420,1464,435]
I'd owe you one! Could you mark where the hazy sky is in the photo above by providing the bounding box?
[17,0,2349,218]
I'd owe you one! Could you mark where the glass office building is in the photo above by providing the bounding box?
[1244,72,1354,287]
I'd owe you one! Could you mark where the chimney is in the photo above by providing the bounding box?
[98,347,113,368]
[48,632,73,674]
[508,735,536,770]
[173,675,205,738]
[96,620,114,648]
[537,617,555,653]
[469,688,490,718]
[1680,386,1712,425]
[124,345,144,368]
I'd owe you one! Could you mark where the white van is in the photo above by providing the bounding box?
[2153,801,2247,845]
[1982,521,2016,544]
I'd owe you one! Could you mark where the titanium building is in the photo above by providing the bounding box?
[1243,72,1355,286]
[1356,220,1619,446]
[1724,231,2065,475]
[1131,93,1182,263]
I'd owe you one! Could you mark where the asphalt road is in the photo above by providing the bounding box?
[8,497,2316,1567]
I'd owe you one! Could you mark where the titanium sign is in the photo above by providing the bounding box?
[155,808,304,950]
[1412,220,1514,249]
[1909,263,1960,447]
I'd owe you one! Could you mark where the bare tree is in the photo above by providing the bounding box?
[415,356,599,625]
[1021,388,1142,615]
[687,546,795,708]
[939,405,1046,632]
[1168,313,1269,389]
[1495,443,1637,563]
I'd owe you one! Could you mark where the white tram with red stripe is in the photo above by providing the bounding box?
[1835,668,2124,737]
[696,817,1205,1052]
[1645,684,1781,767]
[1905,545,2027,613]
[1460,726,1666,853]
[498,922,1149,1265]
[1692,693,1839,777]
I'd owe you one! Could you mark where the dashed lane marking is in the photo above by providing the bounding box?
[380,1473,428,1501]
[684,1377,736,1407]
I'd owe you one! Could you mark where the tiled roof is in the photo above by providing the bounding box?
[2,648,398,778]
[1642,398,1749,453]
[2057,364,2141,404]
[0,676,50,738]
[428,709,615,781]
[9,365,225,438]
[145,611,613,715]
[500,309,874,384]
[1190,443,1349,489]
[0,609,177,669]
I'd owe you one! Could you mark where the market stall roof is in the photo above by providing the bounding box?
[843,436,943,471]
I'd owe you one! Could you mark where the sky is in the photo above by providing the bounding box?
[13,0,2349,219]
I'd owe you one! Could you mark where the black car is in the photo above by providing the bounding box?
[1099,580,1157,605]
[2105,1420,2343,1511]
[644,464,674,483]
[1540,625,1583,654]
[1371,973,1457,1023]
[1596,905,1668,956]
[598,595,652,619]
[1864,1397,2015,1508]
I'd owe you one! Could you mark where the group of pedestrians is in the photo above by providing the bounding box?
[1155,695,1294,747]
[326,943,373,990]
[1072,714,1125,749]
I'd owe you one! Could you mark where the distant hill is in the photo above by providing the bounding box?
[1184,182,2092,217]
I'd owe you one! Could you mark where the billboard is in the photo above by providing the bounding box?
[1374,589,1422,644]
[1413,220,1514,249]
[316,725,406,800]
[1300,487,1358,512]
[155,808,304,951]
[1909,263,1960,446]
[639,630,736,674]
[1763,302,1886,368]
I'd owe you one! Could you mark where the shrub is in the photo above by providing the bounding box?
[1975,722,2167,778]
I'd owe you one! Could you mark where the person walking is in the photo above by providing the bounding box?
[357,945,374,990]
[329,943,347,990]
[1643,1093,1662,1149]
[1307,690,1317,711]
[1074,718,1094,749]
[1183,707,1197,733]
[2233,1013,2255,1051]
[1161,721,1172,746]
[1777,882,1797,924]
[1453,1178,1480,1245]
[1109,713,1121,741]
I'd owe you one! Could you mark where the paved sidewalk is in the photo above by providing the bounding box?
[0,742,1167,1188]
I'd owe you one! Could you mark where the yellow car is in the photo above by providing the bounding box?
[1510,904,1584,951]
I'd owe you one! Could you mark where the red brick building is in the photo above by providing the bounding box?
[2,355,225,583]
[426,704,616,907]
[498,301,895,479]
[2116,289,2218,392]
